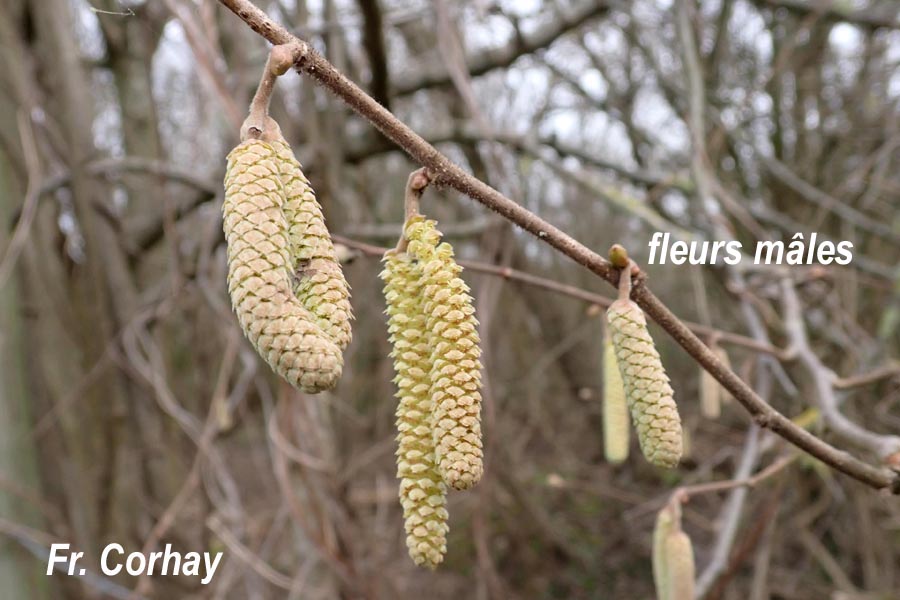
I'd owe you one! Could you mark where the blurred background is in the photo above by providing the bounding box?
[1,0,900,598]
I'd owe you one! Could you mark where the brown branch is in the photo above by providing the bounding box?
[216,0,900,492]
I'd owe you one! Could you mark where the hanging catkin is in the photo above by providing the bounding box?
[223,138,343,392]
[607,298,683,468]
[405,216,484,491]
[700,343,732,419]
[603,329,630,464]
[381,251,449,568]
[652,501,695,600]
[264,117,353,350]
[699,364,721,420]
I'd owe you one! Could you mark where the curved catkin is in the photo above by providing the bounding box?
[607,299,682,468]
[381,251,449,568]
[223,139,342,393]
[265,119,353,350]
[603,330,630,464]
[405,216,484,491]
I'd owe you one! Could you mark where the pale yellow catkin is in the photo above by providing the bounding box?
[607,299,683,468]
[715,346,733,404]
[381,251,449,568]
[265,117,353,350]
[699,366,721,420]
[223,139,342,392]
[700,345,732,419]
[603,329,630,464]
[652,502,695,600]
[405,216,484,491]
[652,505,673,600]
[664,529,695,600]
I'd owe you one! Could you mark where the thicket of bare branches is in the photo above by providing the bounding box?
[1,0,899,598]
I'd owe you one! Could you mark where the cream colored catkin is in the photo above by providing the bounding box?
[223,139,342,392]
[715,346,733,404]
[264,118,353,350]
[699,365,721,419]
[653,502,695,600]
[700,345,732,419]
[381,251,449,568]
[603,329,630,464]
[664,529,695,600]
[405,216,484,491]
[607,299,682,468]
[652,504,674,600]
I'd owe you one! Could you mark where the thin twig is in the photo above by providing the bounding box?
[676,452,796,501]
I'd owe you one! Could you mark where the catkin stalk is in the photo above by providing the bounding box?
[405,216,484,490]
[607,298,682,468]
[223,139,342,392]
[382,251,449,568]
[603,329,630,463]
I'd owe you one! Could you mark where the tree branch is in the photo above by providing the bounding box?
[215,0,900,492]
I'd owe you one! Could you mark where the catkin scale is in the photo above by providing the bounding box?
[607,298,682,468]
[381,252,449,568]
[405,217,484,491]
[263,118,353,350]
[223,139,342,392]
[603,330,630,463]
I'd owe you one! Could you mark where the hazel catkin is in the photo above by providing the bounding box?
[603,329,630,464]
[699,344,733,419]
[262,117,353,350]
[607,299,682,468]
[223,138,342,392]
[405,216,484,491]
[381,251,449,568]
[653,502,695,600]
